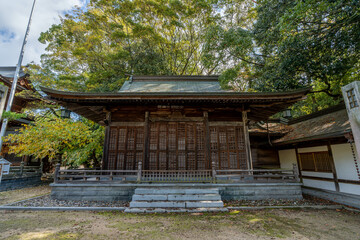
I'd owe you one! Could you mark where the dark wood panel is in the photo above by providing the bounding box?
[107,126,144,170]
[147,121,207,170]
[210,125,247,170]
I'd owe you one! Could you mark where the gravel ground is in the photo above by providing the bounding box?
[7,194,338,208]
[224,195,339,207]
[8,194,129,207]
[0,184,51,206]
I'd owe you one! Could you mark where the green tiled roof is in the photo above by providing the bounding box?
[119,75,230,93]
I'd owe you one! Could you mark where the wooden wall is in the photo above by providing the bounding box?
[103,106,273,171]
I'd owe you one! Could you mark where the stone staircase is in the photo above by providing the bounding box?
[125,187,227,213]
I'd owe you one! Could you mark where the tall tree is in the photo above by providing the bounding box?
[252,0,360,114]
[36,0,221,92]
[32,0,360,116]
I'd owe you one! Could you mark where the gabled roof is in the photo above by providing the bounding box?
[274,103,351,145]
[40,75,310,124]
[0,66,33,91]
[0,66,27,78]
[120,75,228,93]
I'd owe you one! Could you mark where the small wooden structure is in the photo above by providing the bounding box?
[0,67,37,166]
[42,76,309,181]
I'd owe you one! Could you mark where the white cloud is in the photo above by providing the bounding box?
[0,0,86,66]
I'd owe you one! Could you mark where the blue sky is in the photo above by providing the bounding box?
[0,0,87,66]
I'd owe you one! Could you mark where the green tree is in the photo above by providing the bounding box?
[4,116,104,168]
[201,0,360,115]
[32,0,360,116]
[35,0,221,92]
[252,0,360,114]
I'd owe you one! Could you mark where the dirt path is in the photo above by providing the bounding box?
[0,209,359,240]
[0,185,51,206]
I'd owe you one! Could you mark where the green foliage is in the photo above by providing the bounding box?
[204,0,360,115]
[251,0,360,114]
[31,0,360,117]
[2,111,27,121]
[4,116,104,168]
[35,0,223,92]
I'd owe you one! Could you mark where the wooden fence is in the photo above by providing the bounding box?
[54,162,300,184]
[3,162,43,180]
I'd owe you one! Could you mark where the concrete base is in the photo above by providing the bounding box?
[124,207,228,213]
[50,184,136,201]
[0,176,42,192]
[50,182,303,202]
[302,187,360,209]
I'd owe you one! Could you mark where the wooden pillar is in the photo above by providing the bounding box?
[203,111,211,169]
[242,111,253,170]
[101,111,111,170]
[54,163,60,184]
[143,111,150,170]
[327,142,340,192]
[294,146,303,183]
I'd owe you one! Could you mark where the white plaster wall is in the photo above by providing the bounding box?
[302,179,336,191]
[278,149,297,169]
[278,145,360,195]
[339,183,360,195]
[297,146,327,153]
[331,143,359,181]
[301,171,333,178]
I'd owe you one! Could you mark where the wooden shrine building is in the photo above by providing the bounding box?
[42,76,309,173]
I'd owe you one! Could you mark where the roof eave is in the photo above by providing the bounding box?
[40,86,311,101]
[273,129,352,146]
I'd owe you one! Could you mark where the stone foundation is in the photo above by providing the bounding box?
[303,187,360,209]
[0,176,42,192]
[50,183,303,202]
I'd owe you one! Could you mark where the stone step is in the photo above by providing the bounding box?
[129,200,223,208]
[125,207,229,213]
[134,188,219,195]
[132,194,221,201]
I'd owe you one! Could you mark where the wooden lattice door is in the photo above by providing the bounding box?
[210,125,248,170]
[107,126,144,170]
[148,122,207,170]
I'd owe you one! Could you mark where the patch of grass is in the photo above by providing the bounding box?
[0,212,77,233]
[5,231,84,240]
[2,209,360,240]
[0,185,51,205]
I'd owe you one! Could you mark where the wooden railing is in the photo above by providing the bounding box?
[141,170,213,182]
[54,163,300,184]
[3,162,43,179]
[55,168,138,183]
[214,164,300,183]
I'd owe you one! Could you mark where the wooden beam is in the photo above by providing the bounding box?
[209,122,243,127]
[294,146,303,182]
[110,122,145,127]
[327,142,340,192]
[242,111,253,170]
[149,116,203,122]
[143,112,150,170]
[101,111,111,170]
[302,176,360,185]
[203,111,211,169]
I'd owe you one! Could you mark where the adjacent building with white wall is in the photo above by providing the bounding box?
[274,104,360,207]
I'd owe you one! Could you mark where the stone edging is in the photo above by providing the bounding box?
[0,205,349,212]
[227,205,343,210]
[0,206,126,211]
